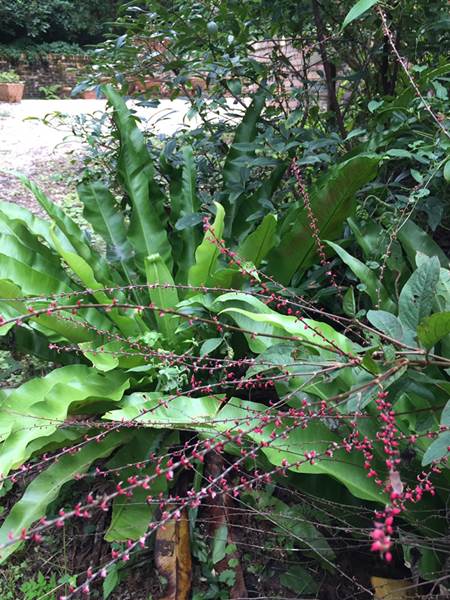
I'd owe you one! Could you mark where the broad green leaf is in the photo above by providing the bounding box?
[343,286,356,316]
[220,306,354,354]
[17,175,113,283]
[50,227,142,337]
[11,327,82,367]
[280,567,318,594]
[145,253,180,343]
[347,217,385,259]
[398,256,440,331]
[422,431,450,466]
[441,399,450,427]
[367,310,405,340]
[267,155,380,283]
[444,159,450,183]
[81,339,145,372]
[237,213,277,266]
[217,398,384,503]
[25,429,84,459]
[103,566,120,599]
[222,89,267,234]
[326,241,396,312]
[214,292,355,355]
[0,430,131,561]
[0,202,55,243]
[188,203,225,287]
[246,343,295,377]
[342,0,378,29]
[417,312,450,349]
[168,146,200,282]
[248,491,334,562]
[104,393,221,428]
[0,278,99,343]
[103,86,173,269]
[212,524,228,564]
[78,181,135,280]
[199,337,223,356]
[232,163,286,239]
[0,212,60,265]
[385,148,412,159]
[0,366,130,479]
[397,220,448,269]
[0,233,64,278]
[0,233,74,297]
[79,341,120,372]
[104,429,172,541]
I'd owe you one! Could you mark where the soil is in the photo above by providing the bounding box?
[0,99,93,214]
[0,97,200,216]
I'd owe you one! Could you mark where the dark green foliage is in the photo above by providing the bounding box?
[0,0,125,45]
[0,0,449,593]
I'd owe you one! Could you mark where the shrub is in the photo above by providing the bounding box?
[0,86,449,597]
[0,70,22,83]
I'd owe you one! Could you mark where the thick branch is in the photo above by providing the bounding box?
[311,0,346,138]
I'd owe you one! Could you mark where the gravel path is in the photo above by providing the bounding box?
[0,98,200,216]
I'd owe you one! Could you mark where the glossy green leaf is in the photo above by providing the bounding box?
[211,524,228,564]
[398,256,440,331]
[168,146,200,282]
[267,154,380,283]
[0,211,60,265]
[397,220,448,269]
[0,201,54,243]
[214,292,355,355]
[343,286,356,316]
[103,86,173,268]
[104,393,221,428]
[342,0,378,29]
[188,203,225,287]
[347,217,385,260]
[0,279,94,343]
[422,431,450,466]
[367,310,405,340]
[222,89,267,234]
[79,341,120,372]
[145,253,180,342]
[444,159,450,183]
[199,337,223,356]
[0,430,131,561]
[103,566,120,599]
[104,430,173,541]
[237,213,277,266]
[17,175,113,283]
[50,227,142,337]
[0,231,74,297]
[0,366,129,479]
[78,180,135,278]
[217,398,384,503]
[417,312,450,350]
[327,241,396,312]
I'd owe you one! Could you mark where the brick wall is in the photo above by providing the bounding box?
[0,53,90,98]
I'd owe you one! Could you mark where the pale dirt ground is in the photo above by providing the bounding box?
[0,98,201,216]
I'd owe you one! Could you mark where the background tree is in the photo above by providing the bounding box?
[0,0,125,45]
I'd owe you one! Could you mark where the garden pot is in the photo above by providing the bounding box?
[0,82,25,103]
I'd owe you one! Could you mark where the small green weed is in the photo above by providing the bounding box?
[21,572,57,599]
